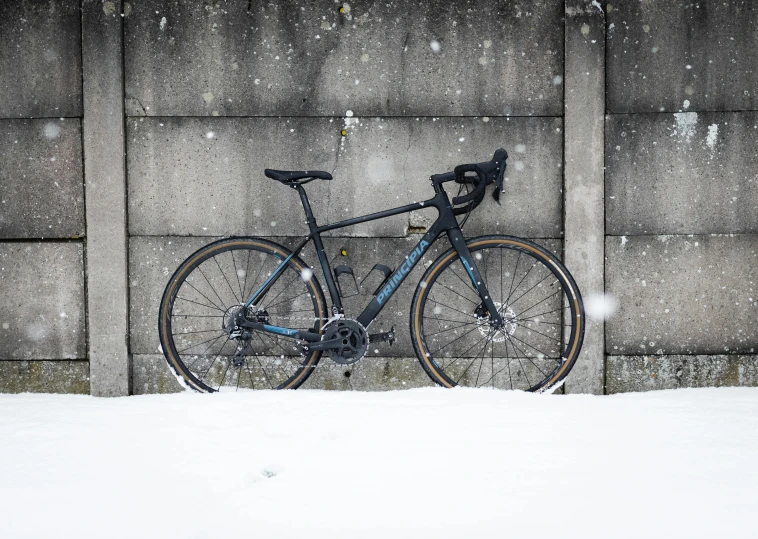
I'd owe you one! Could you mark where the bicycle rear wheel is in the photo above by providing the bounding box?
[410,235,584,392]
[158,237,327,392]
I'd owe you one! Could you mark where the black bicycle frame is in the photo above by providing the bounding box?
[238,179,503,342]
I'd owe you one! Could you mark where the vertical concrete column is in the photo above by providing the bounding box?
[82,0,130,396]
[563,1,606,394]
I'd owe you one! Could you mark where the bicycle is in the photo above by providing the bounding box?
[158,149,585,393]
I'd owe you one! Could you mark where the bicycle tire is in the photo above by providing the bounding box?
[158,237,327,392]
[410,235,584,392]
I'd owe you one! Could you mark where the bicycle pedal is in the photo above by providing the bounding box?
[369,326,396,346]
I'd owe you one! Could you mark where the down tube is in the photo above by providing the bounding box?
[356,229,440,328]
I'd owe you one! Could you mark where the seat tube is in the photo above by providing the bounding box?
[447,228,503,325]
[297,186,343,314]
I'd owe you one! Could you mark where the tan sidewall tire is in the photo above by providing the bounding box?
[410,235,584,392]
[158,237,327,392]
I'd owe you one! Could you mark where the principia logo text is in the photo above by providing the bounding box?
[376,240,429,305]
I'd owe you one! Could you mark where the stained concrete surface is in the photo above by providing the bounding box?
[606,112,758,236]
[0,119,84,238]
[125,0,563,117]
[606,234,758,355]
[0,0,82,118]
[0,242,86,360]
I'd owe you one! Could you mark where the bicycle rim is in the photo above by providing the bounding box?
[158,238,327,392]
[411,236,584,392]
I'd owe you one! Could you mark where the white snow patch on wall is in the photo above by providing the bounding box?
[672,112,698,143]
[706,124,719,156]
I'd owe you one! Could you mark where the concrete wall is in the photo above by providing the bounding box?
[1,0,756,395]
[124,0,567,394]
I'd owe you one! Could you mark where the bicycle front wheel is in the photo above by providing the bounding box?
[410,235,584,392]
[158,237,327,392]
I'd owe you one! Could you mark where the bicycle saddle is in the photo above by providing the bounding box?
[264,169,333,184]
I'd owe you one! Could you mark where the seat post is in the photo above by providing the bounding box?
[296,185,318,231]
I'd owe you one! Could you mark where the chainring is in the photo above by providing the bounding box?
[321,318,369,365]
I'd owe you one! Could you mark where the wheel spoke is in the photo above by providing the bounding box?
[196,265,229,312]
[436,281,480,306]
[506,334,551,376]
[427,297,476,318]
[431,324,483,356]
[180,281,225,312]
[425,320,479,337]
[231,250,245,304]
[507,272,555,309]
[213,255,240,304]
[177,333,225,354]
[454,331,493,385]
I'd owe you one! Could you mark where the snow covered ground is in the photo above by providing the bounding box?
[1,387,756,538]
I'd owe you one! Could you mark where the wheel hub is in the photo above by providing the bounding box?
[222,305,268,339]
[321,319,368,365]
[475,302,516,342]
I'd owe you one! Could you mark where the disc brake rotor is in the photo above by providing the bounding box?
[475,302,516,342]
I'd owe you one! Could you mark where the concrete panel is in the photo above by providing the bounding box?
[132,354,183,394]
[606,112,758,236]
[563,0,605,395]
[606,234,758,355]
[127,117,562,238]
[606,355,758,394]
[0,360,89,394]
[132,353,433,394]
[129,236,213,356]
[82,0,130,397]
[0,242,86,359]
[129,236,562,360]
[0,0,82,118]
[124,0,563,117]
[0,119,84,238]
[607,1,758,113]
[301,357,434,391]
[328,117,564,239]
[126,117,335,237]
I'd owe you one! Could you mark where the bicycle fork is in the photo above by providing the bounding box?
[447,228,504,328]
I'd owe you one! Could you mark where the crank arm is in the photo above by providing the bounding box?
[299,337,344,353]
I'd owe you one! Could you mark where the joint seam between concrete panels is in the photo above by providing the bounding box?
[128,234,568,240]
[0,357,89,361]
[0,238,85,244]
[608,353,756,358]
[0,116,84,120]
[120,0,133,369]
[79,1,92,396]
[608,109,758,116]
[78,0,91,391]
[123,114,566,119]
[606,233,758,238]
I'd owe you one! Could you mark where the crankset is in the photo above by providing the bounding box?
[300,318,369,365]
